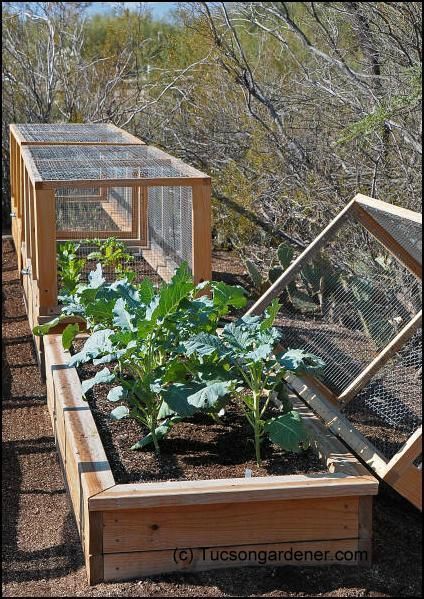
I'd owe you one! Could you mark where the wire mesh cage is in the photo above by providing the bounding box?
[148,186,193,271]
[25,144,201,180]
[54,185,194,290]
[10,123,144,145]
[342,328,422,461]
[247,194,422,508]
[9,123,144,274]
[15,136,211,329]
[56,187,135,237]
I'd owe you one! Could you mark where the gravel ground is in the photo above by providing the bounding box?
[2,238,422,597]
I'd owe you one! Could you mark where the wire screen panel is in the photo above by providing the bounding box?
[14,123,138,144]
[275,216,422,396]
[55,187,134,237]
[26,145,203,181]
[148,186,193,272]
[341,328,422,460]
[360,204,422,265]
[57,241,162,290]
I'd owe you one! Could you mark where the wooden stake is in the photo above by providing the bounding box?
[34,188,57,314]
[192,178,212,283]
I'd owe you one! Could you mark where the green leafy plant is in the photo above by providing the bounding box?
[35,260,324,462]
[57,241,86,295]
[57,237,137,299]
[177,299,325,465]
[85,237,135,280]
[34,262,248,453]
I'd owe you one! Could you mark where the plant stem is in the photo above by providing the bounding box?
[150,424,160,454]
[253,390,262,466]
[150,408,160,454]
[210,412,221,424]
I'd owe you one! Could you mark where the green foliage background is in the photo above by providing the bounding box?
[2,2,422,269]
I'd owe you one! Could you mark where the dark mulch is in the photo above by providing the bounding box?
[2,237,422,597]
[76,350,324,484]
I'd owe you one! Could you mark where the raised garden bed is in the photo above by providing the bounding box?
[44,334,378,585]
[74,337,326,483]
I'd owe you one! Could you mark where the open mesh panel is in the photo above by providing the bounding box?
[55,186,194,289]
[276,216,422,396]
[26,145,201,181]
[13,123,138,144]
[56,187,134,236]
[342,329,422,460]
[360,204,422,265]
[148,186,193,271]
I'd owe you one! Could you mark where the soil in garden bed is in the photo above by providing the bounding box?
[212,249,251,290]
[74,343,325,484]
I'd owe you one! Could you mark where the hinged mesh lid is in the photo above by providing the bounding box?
[246,195,422,509]
[359,203,422,265]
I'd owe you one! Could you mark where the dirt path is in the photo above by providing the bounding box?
[2,238,422,597]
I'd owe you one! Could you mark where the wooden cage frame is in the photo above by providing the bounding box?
[10,125,212,363]
[246,194,422,510]
[9,123,145,274]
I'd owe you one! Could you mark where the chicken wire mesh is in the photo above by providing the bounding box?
[276,216,422,397]
[55,184,194,289]
[56,187,134,236]
[341,328,422,461]
[25,145,202,181]
[148,186,193,271]
[359,203,422,265]
[13,123,139,144]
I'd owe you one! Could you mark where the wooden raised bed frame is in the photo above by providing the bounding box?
[44,334,378,585]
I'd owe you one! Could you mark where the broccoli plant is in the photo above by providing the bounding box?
[177,300,325,465]
[34,260,324,462]
[34,262,248,453]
